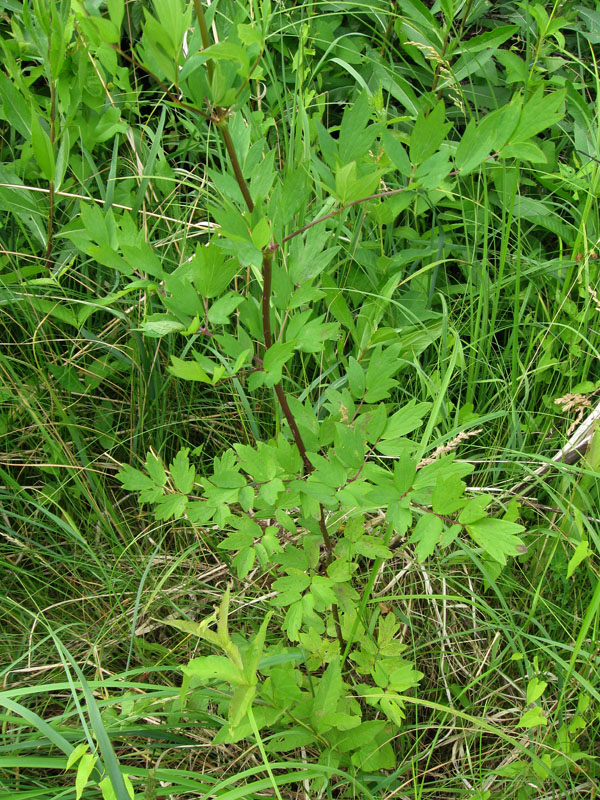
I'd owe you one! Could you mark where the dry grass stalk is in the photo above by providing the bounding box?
[418,428,483,468]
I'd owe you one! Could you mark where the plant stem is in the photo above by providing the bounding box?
[192,0,213,83]
[217,119,254,213]
[186,3,344,650]
[379,0,397,56]
[262,249,312,474]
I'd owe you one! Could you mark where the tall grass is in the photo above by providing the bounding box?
[0,1,599,798]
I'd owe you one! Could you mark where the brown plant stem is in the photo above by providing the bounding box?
[379,0,397,56]
[192,0,214,83]
[191,0,343,651]
[275,183,420,250]
[262,249,312,474]
[217,119,254,213]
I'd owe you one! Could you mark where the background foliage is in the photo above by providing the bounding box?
[1,1,600,798]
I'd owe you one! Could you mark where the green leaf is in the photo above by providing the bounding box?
[288,227,340,284]
[338,91,378,164]
[116,464,156,493]
[0,71,30,138]
[283,601,303,641]
[409,514,443,562]
[202,41,250,77]
[388,663,423,692]
[409,101,451,165]
[145,452,166,486]
[499,141,547,163]
[354,535,393,560]
[273,573,311,603]
[31,112,55,181]
[313,659,342,733]
[432,473,466,515]
[455,118,495,175]
[567,539,593,579]
[382,130,412,177]
[207,292,243,325]
[168,356,212,383]
[183,655,245,686]
[335,161,383,204]
[263,341,296,384]
[66,743,89,771]
[458,494,492,524]
[526,677,547,706]
[190,242,239,298]
[466,518,525,565]
[170,448,195,494]
[510,88,566,144]
[229,683,256,730]
[106,0,124,29]
[251,217,271,249]
[517,707,547,728]
[121,243,163,279]
[334,423,364,471]
[459,24,519,53]
[347,356,366,399]
[141,315,186,336]
[382,401,431,439]
[414,150,451,189]
[154,493,188,521]
[75,753,97,800]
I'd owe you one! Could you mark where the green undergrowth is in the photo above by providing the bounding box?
[0,1,600,798]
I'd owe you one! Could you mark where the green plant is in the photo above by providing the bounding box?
[1,0,600,798]
[104,0,585,786]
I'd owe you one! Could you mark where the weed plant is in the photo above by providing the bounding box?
[0,1,600,799]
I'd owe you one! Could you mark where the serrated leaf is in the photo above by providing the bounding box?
[409,514,443,562]
[170,448,195,494]
[382,401,432,439]
[155,493,188,521]
[458,494,492,524]
[145,451,166,486]
[313,659,342,733]
[190,242,239,297]
[409,101,451,165]
[116,464,156,492]
[510,88,566,144]
[432,473,466,515]
[466,517,525,565]
[354,535,393,559]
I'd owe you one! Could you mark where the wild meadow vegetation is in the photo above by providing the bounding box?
[1,0,600,798]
